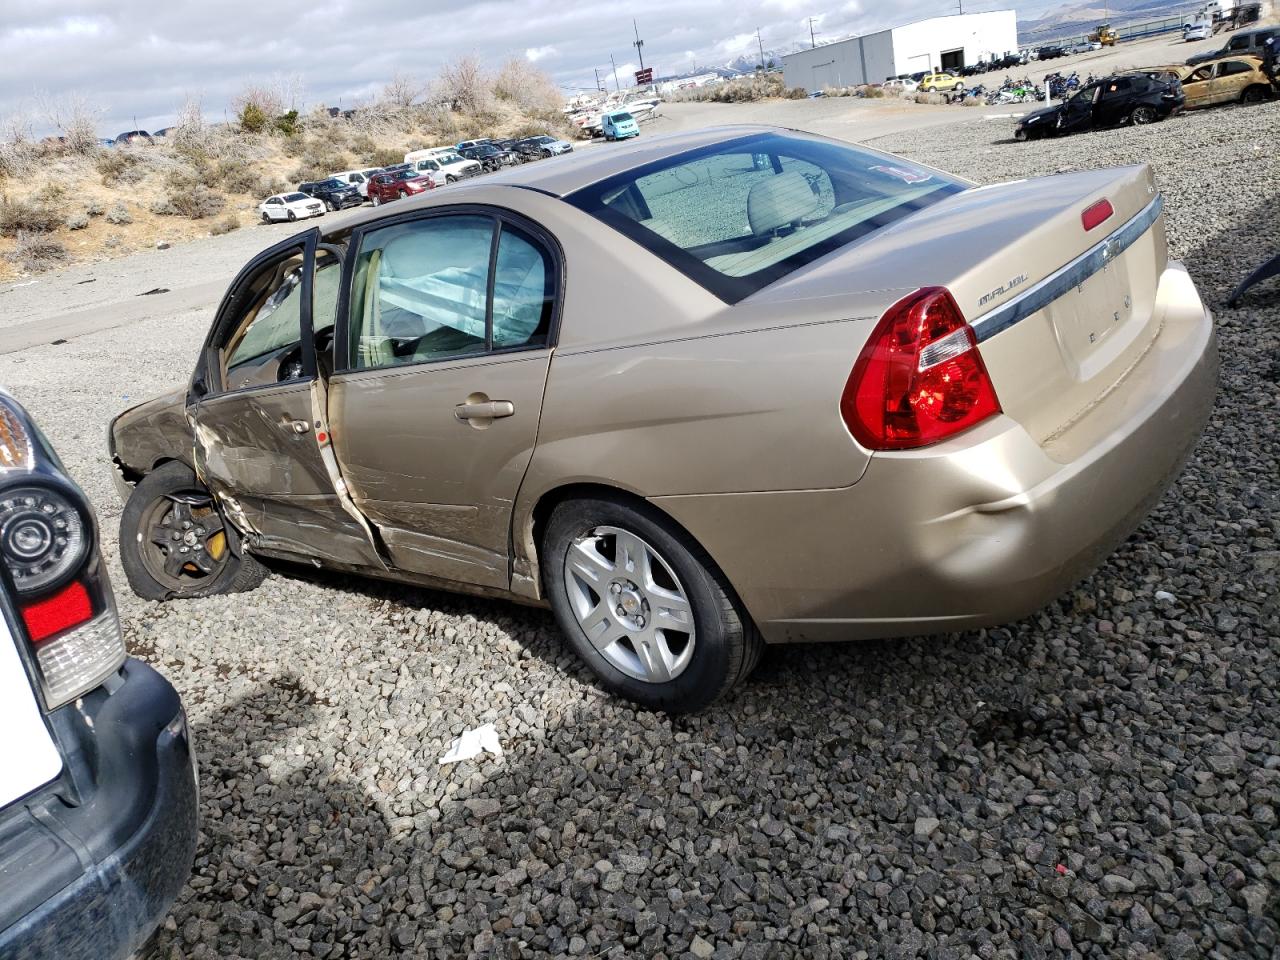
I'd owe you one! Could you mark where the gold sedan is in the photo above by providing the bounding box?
[108,127,1217,712]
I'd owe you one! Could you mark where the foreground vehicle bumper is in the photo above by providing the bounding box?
[0,660,198,960]
[656,263,1218,644]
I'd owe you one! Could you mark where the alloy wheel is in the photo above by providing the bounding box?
[563,526,696,683]
[139,492,230,593]
[1132,106,1157,125]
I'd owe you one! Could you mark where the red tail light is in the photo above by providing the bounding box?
[841,287,1001,450]
[21,581,93,643]
[1082,199,1114,232]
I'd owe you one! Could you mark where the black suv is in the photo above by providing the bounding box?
[297,178,363,211]
[0,391,197,960]
[1016,74,1185,140]
[457,142,515,172]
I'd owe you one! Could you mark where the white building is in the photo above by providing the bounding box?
[781,10,1019,91]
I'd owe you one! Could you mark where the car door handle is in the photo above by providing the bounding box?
[282,417,310,435]
[454,400,515,421]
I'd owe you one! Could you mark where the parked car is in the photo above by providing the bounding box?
[1066,42,1094,55]
[919,72,965,93]
[1185,21,1213,41]
[514,135,575,160]
[96,138,115,148]
[366,169,435,205]
[1015,73,1184,139]
[113,130,153,145]
[1171,55,1273,106]
[297,178,363,212]
[328,168,384,198]
[1187,25,1278,65]
[601,110,640,140]
[259,192,324,222]
[883,78,920,94]
[0,389,197,959]
[459,142,516,171]
[1038,45,1066,60]
[403,148,483,183]
[108,127,1216,713]
[456,139,494,152]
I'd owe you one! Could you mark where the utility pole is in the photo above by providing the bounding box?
[610,54,620,92]
[633,19,645,71]
[807,17,818,48]
[757,28,766,70]
[593,68,604,92]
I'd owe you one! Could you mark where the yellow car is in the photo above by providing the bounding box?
[1174,56,1274,108]
[920,72,966,93]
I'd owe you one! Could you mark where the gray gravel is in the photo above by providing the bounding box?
[1,101,1278,959]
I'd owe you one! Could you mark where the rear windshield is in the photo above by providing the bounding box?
[565,132,966,302]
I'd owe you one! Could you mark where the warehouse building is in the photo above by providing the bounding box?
[781,10,1019,90]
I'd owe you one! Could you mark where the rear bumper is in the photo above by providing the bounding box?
[0,660,198,960]
[656,262,1217,643]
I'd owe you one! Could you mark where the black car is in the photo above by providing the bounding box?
[1037,45,1065,60]
[1015,74,1184,140]
[297,178,363,211]
[113,130,153,145]
[457,142,514,172]
[0,390,197,960]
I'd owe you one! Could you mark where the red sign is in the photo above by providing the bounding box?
[634,67,654,85]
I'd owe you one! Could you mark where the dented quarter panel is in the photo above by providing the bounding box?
[109,386,194,481]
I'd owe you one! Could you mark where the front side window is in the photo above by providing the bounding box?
[566,132,964,302]
[223,251,342,390]
[348,215,554,370]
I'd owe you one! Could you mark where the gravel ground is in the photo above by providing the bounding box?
[1,101,1278,959]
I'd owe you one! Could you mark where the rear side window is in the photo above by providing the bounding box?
[347,215,555,370]
[566,132,965,303]
[1220,61,1253,75]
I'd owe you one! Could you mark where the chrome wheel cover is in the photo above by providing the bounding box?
[563,526,696,683]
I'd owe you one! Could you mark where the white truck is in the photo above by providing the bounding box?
[402,148,482,185]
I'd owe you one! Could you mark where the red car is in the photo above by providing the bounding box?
[367,170,435,205]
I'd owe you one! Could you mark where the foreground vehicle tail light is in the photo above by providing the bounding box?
[0,398,125,708]
[841,287,1001,450]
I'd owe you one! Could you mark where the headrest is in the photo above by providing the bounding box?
[747,171,820,236]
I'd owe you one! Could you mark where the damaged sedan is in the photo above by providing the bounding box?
[110,126,1217,713]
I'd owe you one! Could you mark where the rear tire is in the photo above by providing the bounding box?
[119,462,268,602]
[1130,105,1158,125]
[1242,85,1268,104]
[542,494,762,714]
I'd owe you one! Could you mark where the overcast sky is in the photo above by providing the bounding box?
[1,0,1060,135]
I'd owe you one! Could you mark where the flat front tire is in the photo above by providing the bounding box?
[119,462,268,602]
[543,494,762,713]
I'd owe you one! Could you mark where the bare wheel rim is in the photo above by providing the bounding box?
[563,525,696,684]
[1132,106,1157,124]
[139,492,229,592]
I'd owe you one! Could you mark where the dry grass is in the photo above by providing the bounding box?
[5,231,68,273]
[0,56,576,280]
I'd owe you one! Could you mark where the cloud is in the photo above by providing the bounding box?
[0,1,1049,131]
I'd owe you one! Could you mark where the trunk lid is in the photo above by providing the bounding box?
[757,164,1166,450]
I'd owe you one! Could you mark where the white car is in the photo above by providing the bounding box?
[1184,23,1212,41]
[258,192,324,223]
[882,78,920,93]
[327,168,383,198]
[403,148,482,184]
